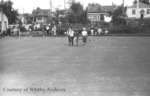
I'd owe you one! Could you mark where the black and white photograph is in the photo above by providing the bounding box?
[0,0,150,96]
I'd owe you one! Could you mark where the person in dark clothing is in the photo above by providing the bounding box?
[74,30,80,46]
[46,25,50,36]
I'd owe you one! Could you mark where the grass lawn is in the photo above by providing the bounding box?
[0,36,150,96]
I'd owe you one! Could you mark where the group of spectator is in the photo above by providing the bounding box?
[90,27,109,36]
[0,22,110,39]
[45,24,57,36]
[27,23,65,36]
[0,23,60,37]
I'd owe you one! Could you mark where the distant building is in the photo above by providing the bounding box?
[18,13,33,24]
[32,8,51,24]
[126,1,150,19]
[0,11,8,32]
[87,4,116,23]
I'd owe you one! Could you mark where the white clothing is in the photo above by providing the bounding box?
[105,30,109,34]
[67,30,74,37]
[82,31,88,36]
[46,26,49,30]
[91,29,94,36]
[98,28,102,34]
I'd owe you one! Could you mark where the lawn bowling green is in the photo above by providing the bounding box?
[0,36,150,96]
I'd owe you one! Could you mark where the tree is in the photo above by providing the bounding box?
[67,2,88,24]
[133,0,137,4]
[0,0,19,24]
[87,3,102,12]
[112,5,127,25]
[134,0,150,4]
[140,0,150,4]
[52,8,68,24]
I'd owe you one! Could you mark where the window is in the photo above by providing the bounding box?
[132,9,136,15]
[97,15,100,21]
[147,9,150,14]
[37,17,42,20]
[100,14,104,21]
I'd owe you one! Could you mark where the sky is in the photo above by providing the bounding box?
[8,0,135,14]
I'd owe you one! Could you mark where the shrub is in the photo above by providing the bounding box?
[20,26,27,32]
[108,24,139,33]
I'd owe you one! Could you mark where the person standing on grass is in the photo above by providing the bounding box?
[46,25,50,36]
[104,28,109,35]
[52,25,57,36]
[67,27,75,46]
[97,27,102,36]
[74,29,80,46]
[81,27,88,44]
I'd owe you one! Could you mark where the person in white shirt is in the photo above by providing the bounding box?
[52,25,57,36]
[97,27,102,36]
[67,27,75,46]
[105,28,109,35]
[46,26,50,36]
[81,27,88,44]
[90,29,94,36]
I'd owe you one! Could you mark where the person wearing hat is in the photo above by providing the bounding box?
[81,27,88,44]
[67,27,75,46]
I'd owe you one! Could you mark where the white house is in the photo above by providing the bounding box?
[0,11,8,32]
[87,4,115,23]
[126,1,150,19]
[88,13,106,22]
[32,8,50,24]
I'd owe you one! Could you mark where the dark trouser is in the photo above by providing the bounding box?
[68,36,71,44]
[47,30,49,36]
[7,29,11,36]
[68,36,74,46]
[70,37,74,46]
[82,36,87,43]
[75,36,79,46]
[1,31,6,37]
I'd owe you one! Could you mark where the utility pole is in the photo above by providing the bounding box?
[64,0,65,9]
[50,0,52,12]
[49,0,53,24]
[81,0,84,7]
[122,0,125,16]
[137,0,140,19]
[137,0,139,9]
[23,8,25,24]
[123,0,124,7]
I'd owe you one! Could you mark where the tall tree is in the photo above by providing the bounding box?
[140,0,150,4]
[112,5,127,25]
[53,9,68,24]
[87,3,102,12]
[67,2,88,24]
[0,0,19,24]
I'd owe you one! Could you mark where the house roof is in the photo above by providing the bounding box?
[102,6,116,12]
[87,4,116,13]
[87,4,102,13]
[128,2,150,8]
[32,8,50,17]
